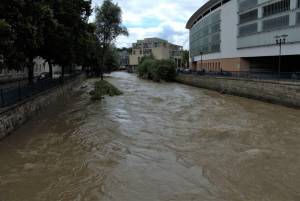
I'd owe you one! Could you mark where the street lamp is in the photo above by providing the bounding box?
[274,34,288,79]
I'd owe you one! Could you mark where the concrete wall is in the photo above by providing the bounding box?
[0,75,85,140]
[194,57,250,72]
[176,74,300,108]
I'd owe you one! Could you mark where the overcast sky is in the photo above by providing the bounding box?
[91,0,207,49]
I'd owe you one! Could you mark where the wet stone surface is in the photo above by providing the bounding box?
[0,72,300,201]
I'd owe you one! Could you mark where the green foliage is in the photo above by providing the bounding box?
[137,57,158,80]
[104,46,120,72]
[0,19,13,54]
[0,0,93,82]
[0,0,127,82]
[156,59,177,81]
[94,0,128,78]
[181,50,190,68]
[90,80,122,100]
[137,57,176,82]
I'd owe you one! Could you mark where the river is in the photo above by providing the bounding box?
[0,72,300,201]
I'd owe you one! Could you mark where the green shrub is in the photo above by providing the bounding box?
[90,80,122,100]
[156,59,176,81]
[137,57,176,82]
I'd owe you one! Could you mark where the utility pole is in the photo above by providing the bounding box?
[274,34,288,79]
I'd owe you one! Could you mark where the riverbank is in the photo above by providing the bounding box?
[0,74,85,140]
[176,74,300,108]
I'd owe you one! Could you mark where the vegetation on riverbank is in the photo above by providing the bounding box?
[90,80,122,100]
[137,56,176,82]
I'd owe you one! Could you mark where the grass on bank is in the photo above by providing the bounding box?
[90,80,123,100]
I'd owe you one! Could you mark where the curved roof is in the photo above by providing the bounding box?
[186,0,230,29]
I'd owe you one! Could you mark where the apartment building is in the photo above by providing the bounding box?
[129,38,183,68]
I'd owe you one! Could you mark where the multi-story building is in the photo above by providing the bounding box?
[187,0,300,72]
[117,48,130,68]
[129,38,184,68]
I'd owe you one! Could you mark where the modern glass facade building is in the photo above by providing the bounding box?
[187,0,300,72]
[190,11,221,57]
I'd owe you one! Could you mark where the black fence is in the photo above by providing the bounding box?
[178,69,300,82]
[0,73,81,109]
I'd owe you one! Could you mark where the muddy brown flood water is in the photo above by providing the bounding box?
[0,72,300,201]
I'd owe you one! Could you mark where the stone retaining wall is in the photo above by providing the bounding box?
[0,75,85,140]
[176,74,300,108]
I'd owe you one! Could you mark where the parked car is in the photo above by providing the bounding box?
[37,72,51,81]
[184,68,191,73]
[53,72,61,79]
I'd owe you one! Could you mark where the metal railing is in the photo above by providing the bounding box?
[0,73,82,109]
[177,69,300,82]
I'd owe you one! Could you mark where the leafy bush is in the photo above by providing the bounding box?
[137,57,176,82]
[90,80,122,100]
[156,59,176,81]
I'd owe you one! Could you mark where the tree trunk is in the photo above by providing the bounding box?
[100,47,107,81]
[69,64,73,75]
[61,65,65,82]
[100,57,104,80]
[27,58,34,85]
[48,60,53,79]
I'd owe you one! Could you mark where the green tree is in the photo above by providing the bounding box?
[0,0,47,83]
[137,57,176,82]
[0,19,14,69]
[94,0,128,79]
[181,50,189,68]
[46,0,92,79]
[104,45,120,72]
[0,0,93,82]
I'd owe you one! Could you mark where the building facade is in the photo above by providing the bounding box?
[187,0,300,72]
[0,57,62,81]
[118,48,130,68]
[129,38,184,68]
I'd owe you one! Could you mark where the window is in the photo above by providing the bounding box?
[263,15,289,31]
[263,0,290,17]
[239,0,258,12]
[133,50,135,55]
[298,0,300,8]
[239,23,258,36]
[144,49,152,55]
[140,50,142,54]
[297,12,300,24]
[190,11,221,57]
[239,10,258,24]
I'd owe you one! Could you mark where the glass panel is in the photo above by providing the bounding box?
[263,0,290,17]
[190,11,221,57]
[239,23,258,36]
[239,9,258,24]
[262,15,289,31]
[238,0,258,12]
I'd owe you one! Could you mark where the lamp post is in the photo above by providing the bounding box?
[274,34,288,79]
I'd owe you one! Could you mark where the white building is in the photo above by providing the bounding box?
[129,38,184,68]
[33,57,61,76]
[187,0,300,72]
